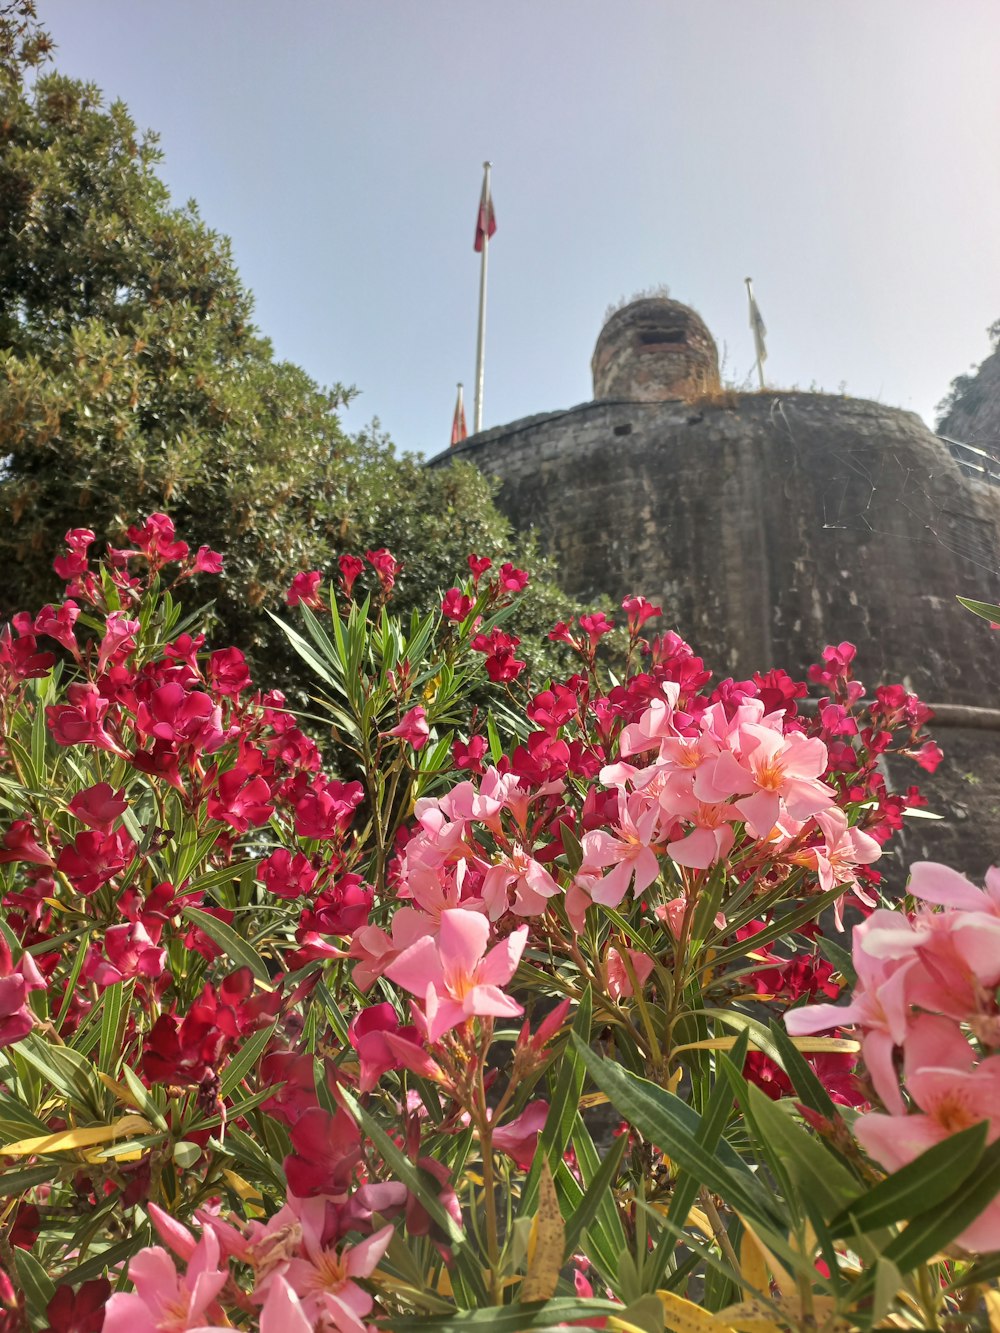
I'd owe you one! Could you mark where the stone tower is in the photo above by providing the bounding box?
[430,295,1000,877]
[591,296,720,402]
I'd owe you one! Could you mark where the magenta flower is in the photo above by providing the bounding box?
[386,908,526,1042]
[388,704,430,751]
[287,570,324,609]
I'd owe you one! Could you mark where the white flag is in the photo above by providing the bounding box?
[746,279,767,366]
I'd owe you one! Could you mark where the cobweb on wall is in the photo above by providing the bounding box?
[815,435,1000,580]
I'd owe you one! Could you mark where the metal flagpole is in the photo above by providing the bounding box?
[745,276,766,390]
[474,162,492,434]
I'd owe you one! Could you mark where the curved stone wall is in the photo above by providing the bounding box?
[434,391,1000,706]
[431,390,1000,877]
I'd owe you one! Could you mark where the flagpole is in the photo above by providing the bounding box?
[474,161,492,434]
[745,276,766,390]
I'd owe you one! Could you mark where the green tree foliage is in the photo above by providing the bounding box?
[0,9,579,696]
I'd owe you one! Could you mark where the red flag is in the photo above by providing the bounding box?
[451,384,467,446]
[474,175,496,253]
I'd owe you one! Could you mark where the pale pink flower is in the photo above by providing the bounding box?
[618,683,681,757]
[102,1230,230,1333]
[350,907,437,992]
[854,1014,1000,1251]
[907,861,1000,915]
[385,909,526,1042]
[492,1100,549,1168]
[730,725,833,836]
[482,846,560,919]
[576,790,663,909]
[267,1216,394,1333]
[785,908,919,1113]
[666,798,737,870]
[606,947,655,999]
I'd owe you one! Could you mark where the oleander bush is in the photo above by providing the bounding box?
[1,517,998,1333]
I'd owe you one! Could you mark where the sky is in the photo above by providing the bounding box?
[43,1,1000,458]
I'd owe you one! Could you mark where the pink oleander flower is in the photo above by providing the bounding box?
[386,908,526,1042]
[102,1230,230,1333]
[853,1013,1000,1251]
[0,937,45,1048]
[785,907,918,1113]
[287,570,324,609]
[606,946,655,1000]
[481,845,560,919]
[68,783,128,834]
[388,704,430,750]
[698,722,833,837]
[576,789,663,909]
[261,1214,394,1333]
[493,1100,549,1168]
[441,587,475,621]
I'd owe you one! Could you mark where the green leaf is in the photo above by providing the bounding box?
[521,988,592,1219]
[828,1121,987,1238]
[219,1021,277,1098]
[563,1129,627,1256]
[957,595,1000,624]
[0,1161,61,1194]
[120,1063,168,1132]
[765,1019,838,1123]
[876,1137,1000,1278]
[736,1078,860,1217]
[97,978,133,1075]
[338,1084,484,1303]
[383,1298,640,1333]
[570,1034,785,1233]
[181,907,270,982]
[13,1246,55,1322]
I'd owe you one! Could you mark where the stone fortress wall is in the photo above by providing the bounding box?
[429,297,1000,879]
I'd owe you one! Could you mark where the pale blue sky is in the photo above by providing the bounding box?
[44,1,1000,455]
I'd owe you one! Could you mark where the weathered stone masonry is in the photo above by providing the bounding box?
[429,296,1000,876]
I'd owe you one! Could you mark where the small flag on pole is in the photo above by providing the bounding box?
[451,383,467,446]
[474,170,497,252]
[745,277,767,389]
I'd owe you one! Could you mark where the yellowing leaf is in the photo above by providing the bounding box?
[99,1072,143,1110]
[715,1299,785,1333]
[657,1289,735,1333]
[1,1114,152,1156]
[673,1036,858,1057]
[521,1157,564,1303]
[984,1288,1000,1333]
[685,1206,716,1241]
[223,1168,262,1203]
[738,1226,770,1300]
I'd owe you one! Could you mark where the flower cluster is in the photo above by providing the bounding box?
[1,514,973,1333]
[788,862,1000,1249]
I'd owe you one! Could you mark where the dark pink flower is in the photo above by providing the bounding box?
[57,828,136,895]
[441,588,475,622]
[193,546,223,574]
[207,647,251,698]
[467,553,492,582]
[497,562,529,592]
[338,554,365,597]
[53,527,96,580]
[125,513,189,566]
[68,784,128,834]
[257,849,317,899]
[294,778,364,841]
[388,705,430,750]
[287,571,324,609]
[366,548,399,593]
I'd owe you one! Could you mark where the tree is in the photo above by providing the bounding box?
[0,11,579,696]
